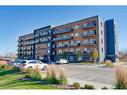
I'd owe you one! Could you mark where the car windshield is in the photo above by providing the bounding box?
[15,60,23,63]
[20,61,26,64]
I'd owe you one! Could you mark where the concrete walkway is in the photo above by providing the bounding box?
[68,78,112,89]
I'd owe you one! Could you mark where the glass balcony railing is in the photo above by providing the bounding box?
[33,40,39,44]
[82,31,96,37]
[57,44,67,48]
[82,21,96,29]
[82,41,96,46]
[40,32,50,36]
[53,28,73,35]
[53,36,72,41]
[68,43,80,47]
[34,34,40,38]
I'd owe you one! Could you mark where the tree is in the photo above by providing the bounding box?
[63,51,67,59]
[93,48,98,64]
[75,51,82,62]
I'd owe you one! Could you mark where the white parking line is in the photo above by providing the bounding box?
[85,75,97,81]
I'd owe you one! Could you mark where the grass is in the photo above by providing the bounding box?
[0,69,58,89]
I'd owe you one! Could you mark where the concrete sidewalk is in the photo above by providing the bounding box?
[68,78,113,89]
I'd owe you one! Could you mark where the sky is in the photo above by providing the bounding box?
[0,6,127,55]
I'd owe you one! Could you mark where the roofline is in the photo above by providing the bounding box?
[19,32,34,38]
[34,25,51,31]
[53,15,98,28]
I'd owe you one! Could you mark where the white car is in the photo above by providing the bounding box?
[19,60,48,70]
[56,59,68,64]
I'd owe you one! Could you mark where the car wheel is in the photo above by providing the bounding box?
[28,66,33,69]
[43,66,47,71]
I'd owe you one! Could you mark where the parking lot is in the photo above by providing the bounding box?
[57,64,116,88]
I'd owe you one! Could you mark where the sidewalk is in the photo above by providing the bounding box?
[68,78,113,89]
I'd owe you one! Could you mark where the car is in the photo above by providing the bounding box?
[56,59,68,64]
[19,60,48,70]
[11,59,24,67]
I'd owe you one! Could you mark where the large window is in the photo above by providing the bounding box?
[74,33,80,37]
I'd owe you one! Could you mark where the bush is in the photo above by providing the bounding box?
[1,64,13,70]
[84,84,95,89]
[102,87,108,90]
[114,80,127,89]
[105,60,113,67]
[114,66,127,89]
[72,82,80,89]
[25,65,44,81]
[46,64,59,84]
[59,67,67,85]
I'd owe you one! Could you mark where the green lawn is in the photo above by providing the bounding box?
[0,69,58,89]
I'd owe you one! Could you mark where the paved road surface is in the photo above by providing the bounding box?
[56,64,116,89]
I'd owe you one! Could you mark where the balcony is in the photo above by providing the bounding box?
[34,34,40,38]
[82,41,96,46]
[24,37,34,40]
[40,38,49,43]
[24,42,33,45]
[82,30,96,38]
[82,21,96,29]
[53,28,73,35]
[33,40,40,44]
[53,36,72,42]
[18,39,22,42]
[40,31,50,36]
[68,43,80,47]
[57,44,67,48]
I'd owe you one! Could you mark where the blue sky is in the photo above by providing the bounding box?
[0,6,127,55]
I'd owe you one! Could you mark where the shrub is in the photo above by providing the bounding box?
[101,87,108,90]
[84,84,95,89]
[114,66,127,89]
[105,60,113,67]
[0,61,6,68]
[114,80,127,89]
[46,64,59,84]
[59,67,67,85]
[25,65,44,81]
[72,82,80,89]
[1,64,13,70]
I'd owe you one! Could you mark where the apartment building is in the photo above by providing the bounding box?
[17,33,34,59]
[52,16,105,62]
[17,15,119,62]
[33,26,52,61]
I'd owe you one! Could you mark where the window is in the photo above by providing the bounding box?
[101,22,103,26]
[48,50,50,53]
[101,39,103,44]
[74,25,80,30]
[75,33,80,37]
[70,48,74,52]
[101,31,103,35]
[102,48,103,52]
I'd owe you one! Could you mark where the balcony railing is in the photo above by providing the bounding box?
[33,40,40,44]
[68,43,80,47]
[53,36,72,42]
[57,45,67,48]
[53,28,73,35]
[82,41,96,46]
[40,32,50,36]
[40,39,49,43]
[82,31,96,38]
[34,34,40,38]
[82,21,96,29]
